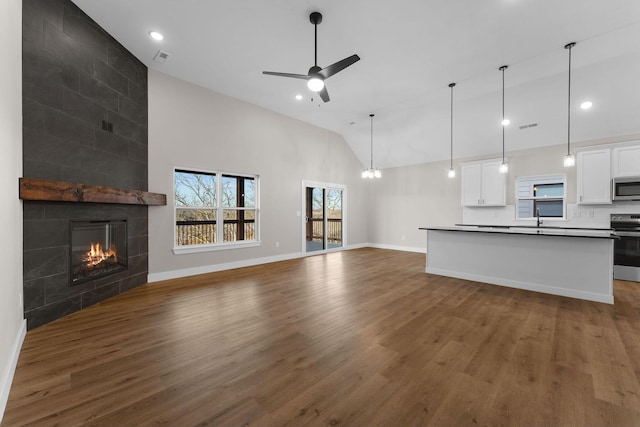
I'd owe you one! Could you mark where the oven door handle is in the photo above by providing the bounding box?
[614,231,640,237]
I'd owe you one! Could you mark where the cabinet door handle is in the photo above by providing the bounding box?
[478,199,481,205]
[580,195,583,202]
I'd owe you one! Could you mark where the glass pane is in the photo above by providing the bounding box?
[244,210,256,241]
[327,189,342,249]
[175,209,216,246]
[312,188,323,219]
[175,171,216,207]
[222,176,237,208]
[534,200,563,217]
[223,209,237,220]
[534,183,564,198]
[306,187,325,252]
[222,209,255,242]
[244,178,256,208]
[176,208,216,222]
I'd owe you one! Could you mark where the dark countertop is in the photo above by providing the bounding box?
[419,225,618,240]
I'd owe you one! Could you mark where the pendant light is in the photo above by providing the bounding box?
[499,65,509,174]
[563,42,576,167]
[362,114,381,179]
[447,83,456,178]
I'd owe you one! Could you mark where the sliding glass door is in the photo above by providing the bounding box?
[303,182,345,254]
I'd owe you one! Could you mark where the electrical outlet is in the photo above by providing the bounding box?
[296,211,301,217]
[401,235,405,241]
[276,241,279,248]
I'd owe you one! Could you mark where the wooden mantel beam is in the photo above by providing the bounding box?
[19,177,167,206]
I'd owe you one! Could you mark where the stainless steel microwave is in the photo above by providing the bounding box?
[613,176,640,201]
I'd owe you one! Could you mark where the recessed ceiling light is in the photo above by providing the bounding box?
[149,31,164,41]
[295,94,303,101]
[580,101,593,110]
[501,118,510,126]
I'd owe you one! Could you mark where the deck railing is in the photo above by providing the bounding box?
[176,220,255,246]
[309,218,342,243]
[177,218,341,246]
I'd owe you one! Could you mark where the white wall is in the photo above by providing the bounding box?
[367,159,462,251]
[148,71,368,279]
[0,0,26,421]
[369,133,640,251]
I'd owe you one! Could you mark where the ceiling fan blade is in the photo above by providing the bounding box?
[318,86,330,103]
[319,54,360,79]
[262,71,309,80]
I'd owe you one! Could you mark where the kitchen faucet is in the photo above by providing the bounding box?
[536,208,542,227]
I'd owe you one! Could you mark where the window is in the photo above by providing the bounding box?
[174,168,259,251]
[516,175,565,219]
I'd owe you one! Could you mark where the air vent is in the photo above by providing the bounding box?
[153,50,170,64]
[519,122,538,130]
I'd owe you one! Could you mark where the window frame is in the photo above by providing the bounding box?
[173,167,260,254]
[515,174,567,221]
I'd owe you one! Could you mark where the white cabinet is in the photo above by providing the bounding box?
[461,159,506,207]
[613,144,640,177]
[577,149,611,204]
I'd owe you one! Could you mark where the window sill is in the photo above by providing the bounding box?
[173,241,261,255]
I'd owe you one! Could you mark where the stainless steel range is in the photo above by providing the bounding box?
[611,214,640,282]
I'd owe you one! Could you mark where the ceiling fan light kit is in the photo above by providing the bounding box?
[262,12,360,103]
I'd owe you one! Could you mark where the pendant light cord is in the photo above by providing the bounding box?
[566,43,574,156]
[449,83,455,170]
[370,114,374,169]
[500,65,507,164]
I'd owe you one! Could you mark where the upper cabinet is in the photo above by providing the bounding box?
[461,159,506,207]
[613,144,640,177]
[577,149,611,204]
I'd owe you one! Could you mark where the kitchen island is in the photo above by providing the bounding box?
[420,225,617,304]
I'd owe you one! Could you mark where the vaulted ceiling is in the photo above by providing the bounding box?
[72,0,640,169]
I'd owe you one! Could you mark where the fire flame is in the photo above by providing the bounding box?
[83,242,118,268]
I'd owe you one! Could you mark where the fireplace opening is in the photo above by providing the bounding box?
[70,220,127,285]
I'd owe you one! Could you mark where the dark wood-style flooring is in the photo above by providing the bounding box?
[3,248,640,426]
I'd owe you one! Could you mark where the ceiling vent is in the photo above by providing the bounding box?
[519,122,538,130]
[153,50,170,64]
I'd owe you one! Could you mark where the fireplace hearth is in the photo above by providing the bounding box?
[70,220,128,285]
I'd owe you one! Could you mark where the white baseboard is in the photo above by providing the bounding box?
[425,267,614,305]
[0,319,26,424]
[345,243,369,250]
[148,251,305,282]
[148,243,424,283]
[367,243,426,254]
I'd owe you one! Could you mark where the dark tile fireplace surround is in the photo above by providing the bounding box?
[22,0,153,329]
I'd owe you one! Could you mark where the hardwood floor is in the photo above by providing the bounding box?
[4,248,640,426]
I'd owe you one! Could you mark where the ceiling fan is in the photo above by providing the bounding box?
[262,12,360,103]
